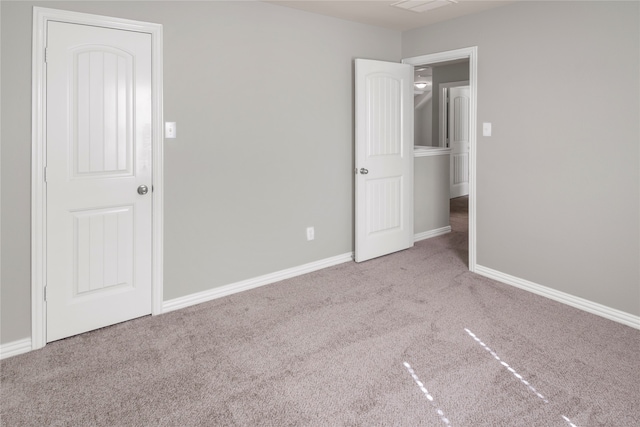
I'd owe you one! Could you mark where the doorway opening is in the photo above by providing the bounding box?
[403,47,477,271]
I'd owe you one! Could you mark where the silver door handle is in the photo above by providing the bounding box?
[137,185,149,195]
[360,168,369,175]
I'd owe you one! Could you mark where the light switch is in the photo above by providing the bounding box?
[483,122,492,137]
[165,122,177,139]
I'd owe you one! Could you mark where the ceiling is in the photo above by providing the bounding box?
[265,0,516,32]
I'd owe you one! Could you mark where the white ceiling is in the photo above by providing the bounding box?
[265,0,516,31]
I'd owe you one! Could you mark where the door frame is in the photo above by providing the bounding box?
[402,47,477,272]
[31,7,164,350]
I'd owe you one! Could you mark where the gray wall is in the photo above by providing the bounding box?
[414,94,433,146]
[414,155,450,234]
[0,1,400,343]
[431,62,469,146]
[403,1,640,315]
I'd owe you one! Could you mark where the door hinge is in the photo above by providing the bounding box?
[44,286,47,302]
[43,167,47,182]
[44,48,48,63]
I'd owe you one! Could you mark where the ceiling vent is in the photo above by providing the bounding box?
[391,0,458,13]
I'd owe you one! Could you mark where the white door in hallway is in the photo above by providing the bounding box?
[355,59,414,262]
[46,21,153,341]
[449,85,470,198]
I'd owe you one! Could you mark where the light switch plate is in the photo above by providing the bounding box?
[483,122,492,137]
[165,122,177,139]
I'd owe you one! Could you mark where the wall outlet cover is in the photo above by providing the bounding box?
[165,122,177,139]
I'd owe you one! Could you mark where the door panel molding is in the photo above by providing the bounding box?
[31,7,164,350]
[402,47,478,272]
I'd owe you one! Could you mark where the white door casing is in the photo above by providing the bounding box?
[449,86,470,198]
[32,8,164,348]
[355,59,414,263]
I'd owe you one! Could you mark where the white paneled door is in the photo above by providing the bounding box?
[355,59,414,262]
[449,86,470,198]
[46,21,153,341]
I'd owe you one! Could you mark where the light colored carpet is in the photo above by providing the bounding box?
[2,197,639,426]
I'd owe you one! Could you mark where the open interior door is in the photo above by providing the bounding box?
[355,59,414,262]
[449,85,470,198]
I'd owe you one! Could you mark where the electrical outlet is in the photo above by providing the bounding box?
[306,227,315,241]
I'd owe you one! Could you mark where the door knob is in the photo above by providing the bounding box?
[360,168,369,175]
[137,185,149,195]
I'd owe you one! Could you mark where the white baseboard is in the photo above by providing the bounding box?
[162,252,354,313]
[414,226,451,242]
[0,337,32,360]
[474,264,640,330]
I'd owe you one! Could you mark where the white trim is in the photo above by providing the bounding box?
[31,7,163,350]
[31,6,47,353]
[0,338,33,360]
[414,226,452,242]
[163,253,354,313]
[414,146,451,157]
[475,265,640,330]
[403,47,478,273]
[438,80,469,148]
